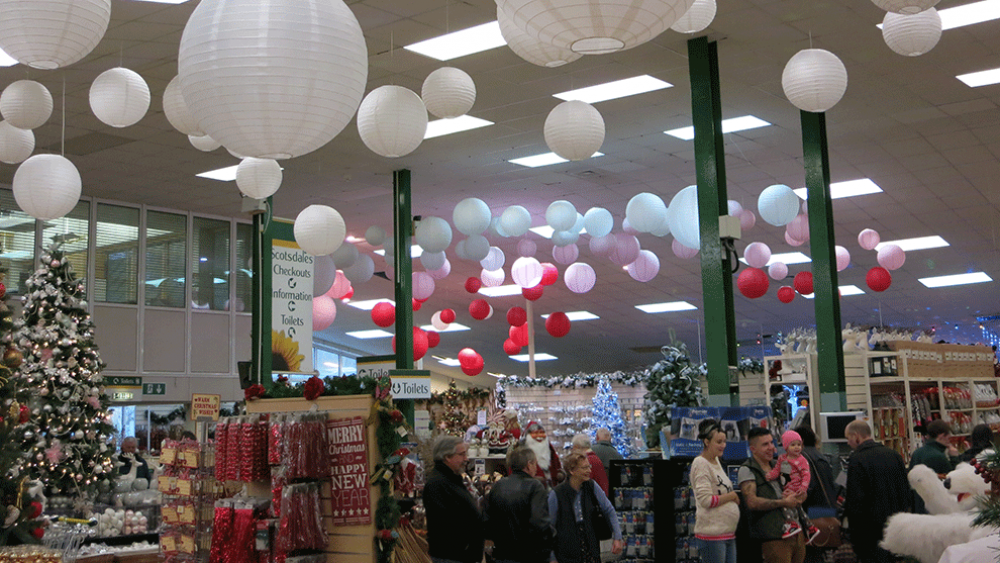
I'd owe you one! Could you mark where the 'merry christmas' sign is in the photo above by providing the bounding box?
[328,416,371,526]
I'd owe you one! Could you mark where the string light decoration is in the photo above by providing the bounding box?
[591,377,636,458]
[11,242,115,496]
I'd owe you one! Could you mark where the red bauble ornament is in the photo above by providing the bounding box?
[464,277,482,293]
[469,299,490,320]
[503,339,521,355]
[30,528,44,539]
[389,409,404,423]
[392,327,429,361]
[458,348,479,367]
[440,309,456,324]
[341,287,354,301]
[510,324,529,347]
[0,282,6,300]
[777,286,796,304]
[412,298,422,311]
[426,331,440,348]
[540,263,559,286]
[377,529,393,541]
[793,271,814,295]
[371,302,395,327]
[545,312,571,338]
[737,267,769,299]
[866,267,892,292]
[18,404,29,424]
[27,501,42,519]
[522,285,544,301]
[303,376,324,401]
[507,306,527,327]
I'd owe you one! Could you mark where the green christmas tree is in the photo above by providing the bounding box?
[591,377,634,458]
[12,243,115,496]
[642,338,705,449]
[439,381,468,437]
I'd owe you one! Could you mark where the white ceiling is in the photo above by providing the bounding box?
[4,0,1000,385]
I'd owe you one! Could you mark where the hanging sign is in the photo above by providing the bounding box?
[329,416,372,526]
[271,238,313,374]
[357,355,395,379]
[389,369,431,399]
[191,393,221,421]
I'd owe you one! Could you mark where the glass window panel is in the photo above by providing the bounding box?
[341,356,357,377]
[93,204,138,304]
[42,200,90,293]
[192,217,229,311]
[0,189,39,296]
[146,211,187,308]
[235,223,252,313]
[316,348,339,377]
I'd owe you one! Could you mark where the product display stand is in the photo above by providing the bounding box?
[608,459,670,563]
[158,438,222,563]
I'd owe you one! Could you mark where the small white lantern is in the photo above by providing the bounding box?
[293,205,346,257]
[415,216,453,253]
[626,192,668,233]
[343,254,375,284]
[357,85,428,158]
[871,0,939,14]
[546,200,578,231]
[627,250,660,283]
[670,0,717,34]
[564,262,596,294]
[0,121,34,164]
[332,243,359,269]
[453,197,492,236]
[313,255,337,296]
[552,243,579,265]
[480,268,506,288]
[0,0,111,69]
[0,81,53,130]
[552,230,579,247]
[781,49,848,113]
[420,250,446,271]
[672,239,699,259]
[13,154,81,221]
[189,135,221,152]
[427,258,451,280]
[544,100,604,161]
[500,205,532,237]
[431,311,449,331]
[768,262,788,281]
[496,6,581,67]
[465,235,491,261]
[583,207,614,238]
[366,226,387,247]
[481,246,506,271]
[786,214,810,242]
[412,272,436,300]
[517,239,538,258]
[421,67,476,119]
[163,76,202,136]
[235,158,282,199]
[835,246,851,272]
[89,68,151,128]
[882,9,941,56]
[757,184,800,227]
[511,257,544,288]
[666,185,701,251]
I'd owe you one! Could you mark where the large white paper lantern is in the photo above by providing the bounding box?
[0,81,52,130]
[744,242,771,269]
[627,250,660,282]
[552,244,579,265]
[496,5,581,67]
[782,49,848,113]
[420,250,446,271]
[313,255,337,296]
[412,272,436,300]
[236,158,282,199]
[552,230,579,247]
[501,205,532,237]
[511,257,544,288]
[835,246,851,272]
[609,233,641,266]
[589,234,616,256]
[497,0,696,54]
[163,76,202,136]
[757,184,800,227]
[583,207,613,238]
[416,216,452,253]
[357,86,428,158]
[858,228,880,251]
[90,68,151,128]
[421,67,475,119]
[877,244,906,271]
[670,0,716,33]
[517,239,538,258]
[666,185,701,251]
[882,9,941,56]
[872,0,939,14]
[672,239,699,259]
[453,197,491,236]
[650,217,671,237]
[564,262,596,293]
[294,205,346,256]
[481,268,506,288]
[13,154,80,220]
[626,192,668,233]
[546,200,577,231]
[465,235,491,261]
[366,226,387,247]
[178,0,368,159]
[189,135,221,152]
[344,254,375,284]
[0,121,34,164]
[332,243,359,269]
[427,258,451,280]
[544,101,604,161]
[0,0,111,69]
[312,296,337,331]
[481,246,506,271]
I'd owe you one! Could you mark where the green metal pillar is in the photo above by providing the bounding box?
[800,111,846,409]
[688,37,739,406]
[252,197,273,388]
[393,169,415,370]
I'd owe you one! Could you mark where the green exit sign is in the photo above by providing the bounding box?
[106,376,142,387]
[143,383,166,396]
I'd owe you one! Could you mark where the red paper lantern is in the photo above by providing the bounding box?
[469,299,491,320]
[545,312,571,337]
[507,306,527,327]
[522,284,544,301]
[464,277,482,293]
[412,298,423,311]
[540,263,559,286]
[777,286,795,304]
[866,266,892,292]
[392,327,430,361]
[440,308,456,324]
[503,339,521,355]
[510,324,529,347]
[340,287,354,301]
[371,302,395,327]
[458,347,479,366]
[462,360,484,376]
[737,268,769,299]
[793,271,814,295]
[426,331,440,348]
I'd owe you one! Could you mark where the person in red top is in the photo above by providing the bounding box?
[522,421,563,488]
[571,433,610,496]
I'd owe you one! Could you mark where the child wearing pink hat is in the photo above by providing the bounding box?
[766,430,821,543]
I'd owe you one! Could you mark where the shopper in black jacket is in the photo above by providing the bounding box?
[423,436,484,563]
[795,426,839,563]
[484,444,554,563]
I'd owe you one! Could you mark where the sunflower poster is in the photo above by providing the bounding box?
[271,238,313,374]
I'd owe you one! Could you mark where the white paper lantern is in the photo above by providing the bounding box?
[313,296,337,331]
[294,205,346,256]
[583,207,613,238]
[421,67,476,119]
[627,250,660,282]
[768,262,788,281]
[0,0,111,69]
[481,246,506,271]
[570,213,586,234]
[552,244,579,265]
[412,272,436,300]
[236,158,282,199]
[427,258,451,280]
[420,250,446,271]
[431,311,449,331]
[757,184,800,227]
[544,100,605,161]
[89,68,150,128]
[497,0,696,54]
[511,257,544,288]
[744,242,772,269]
[785,231,805,247]
[786,214,810,242]
[0,81,52,130]
[882,9,941,56]
[366,226,387,247]
[189,134,221,152]
[872,0,939,14]
[858,228,881,251]
[480,268,506,288]
[877,244,906,271]
[343,254,375,284]
[650,217,672,237]
[727,200,743,216]
[609,233,641,266]
[546,200,577,231]
[453,239,468,260]
[465,235,491,261]
[178,0,368,159]
[496,5,582,67]
[781,49,848,113]
[313,255,337,296]
[552,230,579,247]
[12,154,80,221]
[626,192,668,233]
[517,239,538,258]
[416,216,452,253]
[564,262,596,293]
[357,85,428,158]
[672,239,699,259]
[487,216,509,238]
[500,206,532,237]
[739,209,757,231]
[589,234,616,256]
[332,243,359,269]
[0,121,34,164]
[163,75,202,136]
[666,185,701,250]
[453,197,491,236]
[670,0,717,33]
[835,245,851,272]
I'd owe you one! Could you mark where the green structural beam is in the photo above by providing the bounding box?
[254,198,274,388]
[393,169,414,370]
[800,111,846,400]
[688,37,738,401]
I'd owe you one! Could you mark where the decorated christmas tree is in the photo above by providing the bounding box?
[642,338,705,449]
[438,380,467,436]
[12,242,115,496]
[591,377,634,457]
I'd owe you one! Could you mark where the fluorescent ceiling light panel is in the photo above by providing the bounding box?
[0,48,17,67]
[664,115,772,140]
[738,252,811,267]
[803,285,865,299]
[425,115,494,139]
[196,165,239,182]
[793,178,883,200]
[478,284,524,297]
[529,226,554,239]
[345,298,394,311]
[420,322,471,333]
[374,245,423,258]
[345,329,393,339]
[510,151,603,168]
[875,236,949,252]
[957,67,1000,88]
[877,0,1000,30]
[541,311,599,321]
[404,21,506,61]
[433,356,462,367]
[635,301,698,313]
[510,353,558,362]
[553,75,673,104]
[919,272,993,288]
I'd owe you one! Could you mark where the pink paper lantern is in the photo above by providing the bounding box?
[877,243,906,271]
[786,214,810,242]
[858,228,880,251]
[589,234,616,256]
[739,209,756,231]
[312,296,337,331]
[540,263,559,286]
[326,270,351,299]
[609,233,640,266]
[552,243,579,265]
[627,250,659,282]
[431,311,449,331]
[744,242,771,269]
[480,267,505,287]
[564,262,596,294]
[517,238,537,258]
[412,271,436,300]
[785,231,804,247]
[427,258,451,280]
[835,245,851,272]
[511,256,544,288]
[622,218,639,235]
[672,239,699,259]
[768,262,788,281]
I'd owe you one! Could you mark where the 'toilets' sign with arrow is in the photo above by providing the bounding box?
[271,239,314,373]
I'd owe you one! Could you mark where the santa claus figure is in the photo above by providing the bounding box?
[523,421,562,488]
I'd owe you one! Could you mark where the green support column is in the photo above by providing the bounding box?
[688,37,738,406]
[800,111,846,410]
[393,169,414,370]
[253,197,274,388]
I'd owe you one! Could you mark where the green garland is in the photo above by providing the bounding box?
[416,385,490,406]
[499,369,644,389]
[150,406,186,425]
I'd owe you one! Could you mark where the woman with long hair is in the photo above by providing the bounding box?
[690,418,740,563]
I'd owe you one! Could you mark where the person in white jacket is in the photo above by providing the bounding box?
[690,419,741,563]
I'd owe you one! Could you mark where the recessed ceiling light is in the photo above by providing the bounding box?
[919,272,993,288]
[529,226,554,239]
[957,67,1000,88]
[425,115,494,139]
[432,355,462,367]
[374,245,423,258]
[196,165,239,182]
[345,298,394,311]
[739,252,812,267]
[0,48,17,67]
[510,151,603,168]
[874,236,949,252]
[635,301,698,313]
[803,285,865,299]
[510,353,558,362]
[345,329,393,339]
[793,178,883,200]
[478,284,524,297]
[420,322,471,333]
[541,311,599,321]
[553,75,673,104]
[664,115,772,140]
[404,21,506,61]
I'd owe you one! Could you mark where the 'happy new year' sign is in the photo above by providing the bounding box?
[328,416,371,526]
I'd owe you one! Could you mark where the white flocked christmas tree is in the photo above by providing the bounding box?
[591,377,635,458]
